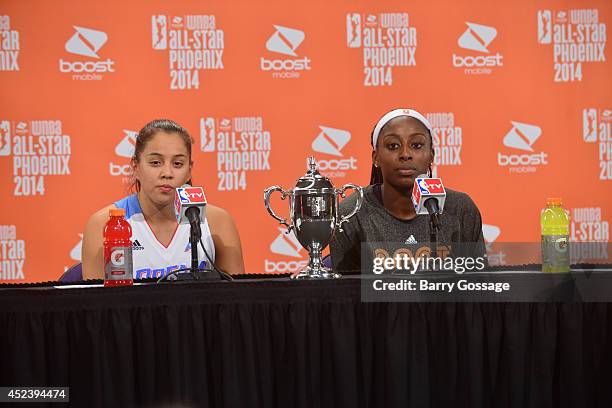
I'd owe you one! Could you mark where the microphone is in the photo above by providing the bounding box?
[174,184,207,240]
[167,184,232,282]
[411,175,446,231]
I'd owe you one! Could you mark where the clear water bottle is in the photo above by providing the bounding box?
[541,198,570,273]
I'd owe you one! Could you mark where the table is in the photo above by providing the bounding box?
[1,274,612,407]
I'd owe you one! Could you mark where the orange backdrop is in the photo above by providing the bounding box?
[0,0,610,282]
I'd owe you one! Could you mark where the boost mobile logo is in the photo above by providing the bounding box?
[458,22,497,52]
[60,26,115,75]
[453,22,503,69]
[482,224,506,265]
[261,25,311,76]
[65,26,108,58]
[270,228,302,258]
[498,121,548,168]
[70,233,83,261]
[312,126,357,172]
[115,130,137,157]
[312,126,351,156]
[503,121,541,151]
[266,25,304,56]
[482,224,500,245]
[109,129,136,177]
[265,228,307,273]
[63,233,83,272]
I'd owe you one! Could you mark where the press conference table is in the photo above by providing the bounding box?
[1,272,612,408]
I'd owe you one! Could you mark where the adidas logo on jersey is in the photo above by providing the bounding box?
[132,239,144,251]
[405,235,418,244]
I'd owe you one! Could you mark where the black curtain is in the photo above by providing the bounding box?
[1,280,611,408]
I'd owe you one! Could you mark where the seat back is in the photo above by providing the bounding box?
[322,254,332,269]
[59,263,83,282]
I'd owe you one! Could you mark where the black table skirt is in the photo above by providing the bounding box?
[1,278,611,408]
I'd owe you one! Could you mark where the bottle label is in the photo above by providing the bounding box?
[541,235,570,269]
[104,246,133,281]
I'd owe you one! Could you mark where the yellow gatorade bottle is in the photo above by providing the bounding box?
[540,198,570,272]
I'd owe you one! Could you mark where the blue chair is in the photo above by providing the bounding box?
[322,254,332,269]
[59,263,83,282]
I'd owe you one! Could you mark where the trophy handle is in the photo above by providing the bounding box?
[335,183,364,232]
[264,185,294,233]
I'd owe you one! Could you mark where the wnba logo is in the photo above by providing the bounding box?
[200,117,216,152]
[0,120,10,156]
[582,108,612,180]
[537,10,552,44]
[583,108,598,142]
[152,15,167,50]
[582,108,611,143]
[346,14,361,48]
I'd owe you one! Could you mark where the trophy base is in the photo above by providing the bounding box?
[291,266,341,280]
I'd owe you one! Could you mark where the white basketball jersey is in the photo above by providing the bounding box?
[115,194,216,279]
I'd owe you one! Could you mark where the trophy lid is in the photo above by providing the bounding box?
[294,156,334,193]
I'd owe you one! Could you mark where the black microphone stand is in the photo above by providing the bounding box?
[170,207,219,281]
[189,225,200,278]
[186,215,219,281]
[429,216,438,259]
[424,198,441,260]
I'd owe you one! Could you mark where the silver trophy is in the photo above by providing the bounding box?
[264,156,363,279]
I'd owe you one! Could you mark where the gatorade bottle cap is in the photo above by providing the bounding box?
[109,208,126,217]
[546,197,562,206]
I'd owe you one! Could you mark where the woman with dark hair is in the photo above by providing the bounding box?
[82,119,245,279]
[330,108,486,273]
